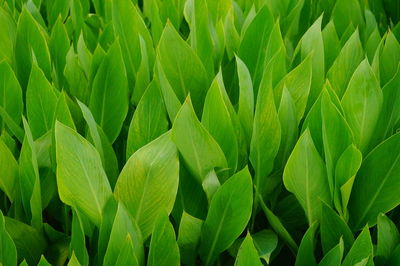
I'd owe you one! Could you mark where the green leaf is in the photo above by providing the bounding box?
[238,6,274,89]
[89,40,129,143]
[0,211,17,266]
[236,55,254,146]
[276,87,298,169]
[297,16,325,110]
[177,211,203,265]
[334,144,362,219]
[55,122,112,226]
[0,137,18,202]
[321,90,353,198]
[0,6,16,65]
[127,81,168,159]
[295,223,318,266]
[380,29,400,85]
[276,55,312,123]
[148,212,180,266]
[320,203,354,254]
[322,21,341,72]
[0,61,23,131]
[114,133,179,239]
[258,197,298,254]
[69,209,89,266]
[77,100,119,188]
[341,59,383,153]
[202,73,238,173]
[158,22,210,115]
[112,0,154,89]
[37,255,52,266]
[155,59,182,122]
[199,167,253,265]
[19,118,43,230]
[114,234,138,266]
[26,64,58,139]
[15,7,51,89]
[342,226,373,266]
[283,129,331,224]
[49,16,70,89]
[103,203,143,266]
[5,217,47,265]
[171,97,227,183]
[331,0,364,37]
[348,132,400,230]
[250,66,281,198]
[251,230,278,264]
[327,30,364,98]
[318,239,344,266]
[234,233,263,266]
[368,65,400,150]
[376,213,400,263]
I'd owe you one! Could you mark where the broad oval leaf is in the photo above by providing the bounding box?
[55,122,112,226]
[283,129,331,224]
[199,167,253,265]
[341,59,383,153]
[114,132,179,239]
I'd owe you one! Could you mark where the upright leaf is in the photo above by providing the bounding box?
[250,67,281,198]
[171,97,227,183]
[126,81,168,159]
[103,203,143,266]
[55,122,112,226]
[177,211,203,265]
[341,59,383,152]
[238,6,274,89]
[327,30,364,98]
[26,64,58,139]
[0,211,17,266]
[114,133,179,239]
[199,167,253,265]
[0,61,23,131]
[235,233,263,266]
[0,138,18,202]
[295,223,318,266]
[19,118,42,230]
[148,212,180,266]
[15,8,51,89]
[342,227,373,266]
[202,74,238,173]
[89,40,128,143]
[377,213,400,263]
[283,129,331,224]
[158,23,210,115]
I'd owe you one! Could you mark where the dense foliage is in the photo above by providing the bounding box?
[1,0,400,265]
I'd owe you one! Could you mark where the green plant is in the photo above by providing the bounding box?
[0,0,400,265]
